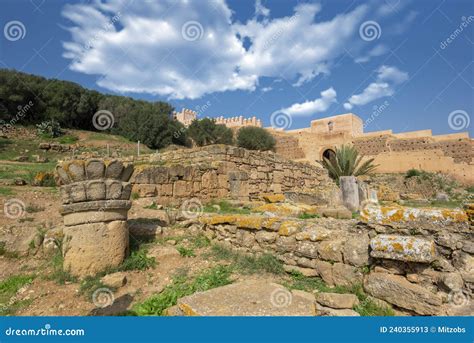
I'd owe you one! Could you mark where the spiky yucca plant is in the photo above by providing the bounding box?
[319,145,378,183]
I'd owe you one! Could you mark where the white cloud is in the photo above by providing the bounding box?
[261,86,273,92]
[255,0,270,18]
[355,44,389,63]
[62,0,369,99]
[343,65,407,109]
[281,87,337,117]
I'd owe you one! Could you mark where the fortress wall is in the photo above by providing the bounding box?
[272,120,473,184]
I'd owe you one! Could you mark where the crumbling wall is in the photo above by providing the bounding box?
[130,145,340,205]
[197,206,472,315]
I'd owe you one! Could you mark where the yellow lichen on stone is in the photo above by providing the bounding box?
[262,194,285,203]
[278,221,301,236]
[178,303,199,316]
[200,214,237,225]
[234,216,265,230]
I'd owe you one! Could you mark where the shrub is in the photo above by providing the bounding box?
[36,120,63,138]
[405,169,422,178]
[236,126,275,151]
[187,118,233,146]
[119,250,156,271]
[319,145,378,183]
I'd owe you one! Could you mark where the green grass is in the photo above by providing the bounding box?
[56,134,78,144]
[298,213,320,220]
[0,274,35,315]
[44,252,77,285]
[143,202,159,210]
[467,186,474,193]
[118,249,156,272]
[177,246,196,258]
[208,244,284,275]
[0,186,14,195]
[132,265,232,316]
[203,200,251,215]
[79,276,111,301]
[131,192,140,200]
[0,162,56,183]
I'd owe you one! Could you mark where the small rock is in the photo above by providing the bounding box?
[14,178,27,186]
[316,303,360,316]
[283,264,318,277]
[101,272,127,288]
[440,272,464,291]
[148,246,180,259]
[435,192,449,201]
[316,292,359,309]
[167,240,177,246]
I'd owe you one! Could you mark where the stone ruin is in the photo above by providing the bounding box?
[56,159,134,277]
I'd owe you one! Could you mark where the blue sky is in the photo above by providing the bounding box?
[0,0,472,135]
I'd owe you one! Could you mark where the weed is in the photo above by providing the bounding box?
[133,265,232,316]
[298,213,321,220]
[208,244,284,275]
[143,202,159,210]
[0,187,14,196]
[45,252,77,285]
[79,276,111,301]
[118,250,156,272]
[0,274,35,315]
[177,246,196,258]
[131,192,140,200]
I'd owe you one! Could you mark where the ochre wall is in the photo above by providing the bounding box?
[271,113,474,184]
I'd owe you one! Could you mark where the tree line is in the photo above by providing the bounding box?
[0,69,275,151]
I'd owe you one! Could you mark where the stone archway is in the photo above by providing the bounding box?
[322,148,336,162]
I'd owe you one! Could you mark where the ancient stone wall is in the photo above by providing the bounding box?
[130,145,340,205]
[197,206,472,315]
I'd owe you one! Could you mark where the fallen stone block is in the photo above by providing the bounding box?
[316,292,359,309]
[364,273,442,315]
[177,280,316,316]
[370,234,436,263]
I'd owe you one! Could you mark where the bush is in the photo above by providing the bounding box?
[187,118,233,146]
[236,126,275,151]
[36,120,62,138]
[405,169,422,178]
[319,145,378,183]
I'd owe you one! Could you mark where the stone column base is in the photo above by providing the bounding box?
[63,220,129,277]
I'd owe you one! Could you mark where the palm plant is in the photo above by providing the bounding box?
[319,145,378,183]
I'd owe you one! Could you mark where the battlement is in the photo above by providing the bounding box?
[214,116,262,128]
[173,108,262,128]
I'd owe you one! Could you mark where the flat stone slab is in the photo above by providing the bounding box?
[370,234,435,263]
[361,205,468,223]
[177,280,316,316]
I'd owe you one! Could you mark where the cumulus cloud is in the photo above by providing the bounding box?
[343,65,408,110]
[61,0,369,99]
[280,87,337,117]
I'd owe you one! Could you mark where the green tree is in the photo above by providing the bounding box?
[319,145,378,182]
[236,126,275,151]
[187,118,234,146]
